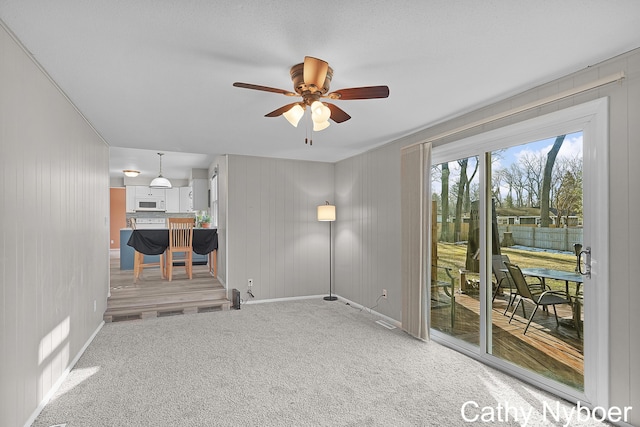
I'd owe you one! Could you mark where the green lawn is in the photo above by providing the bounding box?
[434,242,578,294]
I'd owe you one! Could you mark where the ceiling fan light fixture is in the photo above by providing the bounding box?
[310,101,330,123]
[149,152,172,189]
[313,120,330,131]
[283,104,305,127]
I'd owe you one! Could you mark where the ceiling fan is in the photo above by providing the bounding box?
[233,56,389,137]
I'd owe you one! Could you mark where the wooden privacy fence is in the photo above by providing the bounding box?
[435,223,582,252]
[497,225,582,252]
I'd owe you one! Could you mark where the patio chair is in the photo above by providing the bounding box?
[431,265,455,327]
[491,254,515,314]
[573,289,583,339]
[493,255,545,316]
[504,262,572,335]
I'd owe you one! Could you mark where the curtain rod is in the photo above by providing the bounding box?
[408,71,625,147]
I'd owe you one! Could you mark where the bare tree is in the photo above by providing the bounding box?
[440,163,450,241]
[503,163,526,207]
[519,151,545,207]
[540,135,566,227]
[463,157,479,213]
[555,170,582,226]
[453,159,468,241]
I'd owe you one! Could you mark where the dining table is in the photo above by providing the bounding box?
[127,228,218,276]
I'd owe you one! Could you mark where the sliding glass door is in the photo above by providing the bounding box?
[431,156,481,347]
[487,133,585,390]
[428,99,609,405]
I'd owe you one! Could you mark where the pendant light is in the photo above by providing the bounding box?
[149,152,172,189]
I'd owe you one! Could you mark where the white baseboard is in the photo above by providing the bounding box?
[23,321,105,427]
[335,296,402,329]
[241,294,402,329]
[243,294,327,305]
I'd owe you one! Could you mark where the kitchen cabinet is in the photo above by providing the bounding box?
[179,187,193,212]
[191,178,208,211]
[135,186,166,199]
[125,186,136,212]
[165,188,180,212]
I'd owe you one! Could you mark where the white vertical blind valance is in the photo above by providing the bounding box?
[400,142,431,340]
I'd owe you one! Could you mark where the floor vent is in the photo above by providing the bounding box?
[375,320,396,330]
[112,314,142,322]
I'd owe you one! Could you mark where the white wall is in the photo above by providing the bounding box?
[226,155,334,299]
[334,48,640,424]
[0,23,109,427]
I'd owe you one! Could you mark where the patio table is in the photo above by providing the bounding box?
[518,267,583,297]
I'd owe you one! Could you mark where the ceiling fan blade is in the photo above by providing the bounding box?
[327,85,390,100]
[233,82,296,96]
[326,103,351,123]
[303,56,329,89]
[265,103,301,117]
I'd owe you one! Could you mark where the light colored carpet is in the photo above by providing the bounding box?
[33,299,610,426]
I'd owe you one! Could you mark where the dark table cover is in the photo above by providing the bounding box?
[127,229,218,255]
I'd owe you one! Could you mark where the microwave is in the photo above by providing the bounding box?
[135,198,166,211]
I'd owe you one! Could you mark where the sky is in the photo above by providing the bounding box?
[494,131,583,171]
[431,131,584,196]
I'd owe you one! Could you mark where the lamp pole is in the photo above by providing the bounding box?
[318,201,337,301]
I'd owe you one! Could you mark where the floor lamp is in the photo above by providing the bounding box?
[318,201,337,301]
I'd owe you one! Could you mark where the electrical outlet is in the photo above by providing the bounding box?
[248,279,253,288]
[382,289,387,298]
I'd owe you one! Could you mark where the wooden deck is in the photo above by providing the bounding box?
[431,291,584,390]
[106,250,230,322]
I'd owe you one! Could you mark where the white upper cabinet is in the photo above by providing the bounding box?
[134,186,166,199]
[179,187,193,212]
[165,188,180,212]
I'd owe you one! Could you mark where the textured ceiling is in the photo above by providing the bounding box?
[2,1,640,180]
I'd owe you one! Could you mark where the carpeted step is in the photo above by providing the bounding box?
[104,298,230,322]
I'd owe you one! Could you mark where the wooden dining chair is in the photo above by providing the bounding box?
[131,219,165,283]
[165,218,195,281]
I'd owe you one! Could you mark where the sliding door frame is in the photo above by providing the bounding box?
[429,98,609,408]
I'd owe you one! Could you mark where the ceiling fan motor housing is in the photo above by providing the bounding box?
[290,62,334,104]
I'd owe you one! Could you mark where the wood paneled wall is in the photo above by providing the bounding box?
[334,143,402,320]
[226,155,334,299]
[0,23,109,427]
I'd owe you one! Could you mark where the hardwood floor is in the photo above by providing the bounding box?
[431,291,584,390]
[106,250,230,322]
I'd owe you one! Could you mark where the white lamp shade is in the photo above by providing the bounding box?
[317,204,336,221]
[311,101,331,123]
[123,170,140,177]
[283,104,305,127]
[313,120,330,131]
[149,176,172,189]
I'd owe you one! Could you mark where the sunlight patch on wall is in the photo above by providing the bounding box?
[39,317,70,365]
